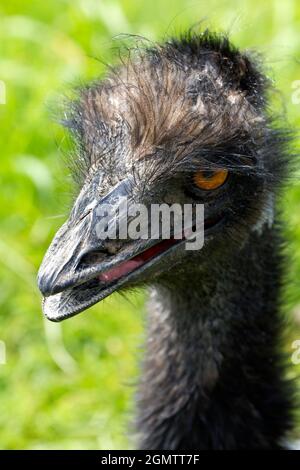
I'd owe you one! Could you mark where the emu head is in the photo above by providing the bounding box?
[38,32,288,321]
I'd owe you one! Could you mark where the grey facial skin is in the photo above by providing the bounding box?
[38,168,221,322]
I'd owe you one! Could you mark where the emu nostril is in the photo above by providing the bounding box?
[103,240,124,255]
[79,241,124,268]
[80,249,109,267]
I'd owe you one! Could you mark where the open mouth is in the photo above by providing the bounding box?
[41,214,223,322]
[98,236,180,284]
[98,213,222,285]
[42,235,184,322]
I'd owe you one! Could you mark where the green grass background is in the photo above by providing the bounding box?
[0,0,300,449]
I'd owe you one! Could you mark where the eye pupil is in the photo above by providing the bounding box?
[202,170,214,179]
[193,169,228,190]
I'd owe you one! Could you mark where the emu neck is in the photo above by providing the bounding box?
[136,227,293,449]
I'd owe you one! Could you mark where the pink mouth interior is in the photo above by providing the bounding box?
[97,216,219,285]
[98,237,179,284]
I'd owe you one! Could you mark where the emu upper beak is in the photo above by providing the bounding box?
[38,176,186,322]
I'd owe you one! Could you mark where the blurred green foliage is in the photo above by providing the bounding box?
[0,0,300,449]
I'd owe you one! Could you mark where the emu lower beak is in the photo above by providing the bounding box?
[38,177,186,322]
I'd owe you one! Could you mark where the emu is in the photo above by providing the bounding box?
[38,30,297,449]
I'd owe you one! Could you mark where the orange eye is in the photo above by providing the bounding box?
[193,169,228,190]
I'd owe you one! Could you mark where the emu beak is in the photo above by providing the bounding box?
[38,176,186,322]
